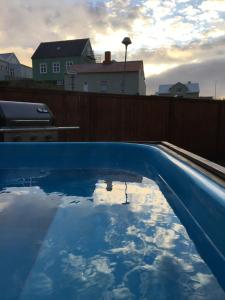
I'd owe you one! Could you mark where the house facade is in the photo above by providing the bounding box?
[64,52,146,95]
[0,53,32,80]
[0,59,8,81]
[32,39,95,85]
[157,82,200,98]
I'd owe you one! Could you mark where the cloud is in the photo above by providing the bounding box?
[0,0,108,58]
[0,0,225,96]
[129,35,225,73]
[200,0,225,12]
[147,57,225,97]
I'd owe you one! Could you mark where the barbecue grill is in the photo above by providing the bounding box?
[0,100,79,142]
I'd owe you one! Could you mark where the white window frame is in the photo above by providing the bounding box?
[40,63,47,74]
[66,61,73,70]
[83,82,89,92]
[52,62,60,73]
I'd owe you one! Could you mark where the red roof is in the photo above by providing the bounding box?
[68,61,144,74]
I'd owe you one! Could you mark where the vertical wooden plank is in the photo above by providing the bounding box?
[169,99,219,159]
[218,102,225,160]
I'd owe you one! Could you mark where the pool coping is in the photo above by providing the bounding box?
[127,141,225,186]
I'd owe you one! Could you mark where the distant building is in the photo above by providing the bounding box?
[32,38,95,85]
[65,51,146,95]
[157,81,200,98]
[0,58,8,81]
[0,53,32,81]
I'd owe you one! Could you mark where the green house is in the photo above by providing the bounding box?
[32,38,95,85]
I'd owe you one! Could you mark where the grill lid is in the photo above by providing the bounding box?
[0,100,54,127]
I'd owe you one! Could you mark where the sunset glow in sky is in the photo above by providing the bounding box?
[1,0,225,96]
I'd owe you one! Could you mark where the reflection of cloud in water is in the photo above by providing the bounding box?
[94,177,170,214]
[153,227,178,249]
[63,254,114,278]
[190,272,225,299]
[123,253,224,300]
[61,254,116,299]
[0,186,61,210]
[22,273,53,297]
[127,225,153,244]
[106,286,135,300]
[4,172,224,299]
[107,241,137,255]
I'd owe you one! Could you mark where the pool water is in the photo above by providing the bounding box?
[0,168,224,300]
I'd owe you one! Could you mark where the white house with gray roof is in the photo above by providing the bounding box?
[157,81,200,98]
[0,53,32,81]
[65,51,146,95]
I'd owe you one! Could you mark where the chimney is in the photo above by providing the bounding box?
[103,51,111,64]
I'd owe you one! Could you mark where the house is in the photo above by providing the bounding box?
[157,81,200,98]
[32,38,95,85]
[0,53,32,80]
[64,51,146,95]
[0,58,8,81]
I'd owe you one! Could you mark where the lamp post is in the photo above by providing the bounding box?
[121,37,132,93]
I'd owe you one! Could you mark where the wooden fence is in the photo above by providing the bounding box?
[0,86,224,161]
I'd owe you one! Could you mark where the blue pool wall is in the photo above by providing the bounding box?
[0,142,225,287]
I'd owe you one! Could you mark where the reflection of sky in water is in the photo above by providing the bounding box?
[0,169,224,300]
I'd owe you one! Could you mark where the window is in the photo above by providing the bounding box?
[40,63,47,74]
[66,61,73,70]
[86,46,93,58]
[100,80,108,92]
[52,62,60,73]
[10,68,14,77]
[57,79,64,86]
[83,82,89,92]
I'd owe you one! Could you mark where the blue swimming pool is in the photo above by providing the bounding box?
[0,142,225,300]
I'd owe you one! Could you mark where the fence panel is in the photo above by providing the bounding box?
[0,87,224,160]
[169,99,219,159]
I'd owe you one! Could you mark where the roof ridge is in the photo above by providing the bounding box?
[40,38,89,45]
[67,60,144,74]
[71,60,143,66]
[160,82,199,85]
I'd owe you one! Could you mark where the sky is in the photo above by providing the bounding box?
[0,0,225,97]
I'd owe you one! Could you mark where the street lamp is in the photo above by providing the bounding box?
[121,37,132,93]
